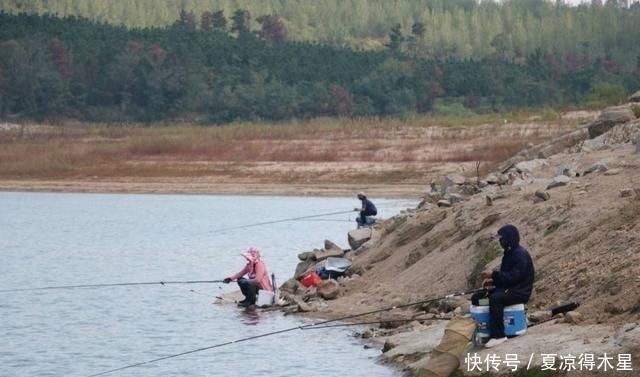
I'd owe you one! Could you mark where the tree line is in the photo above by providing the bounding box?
[0,11,638,123]
[2,0,640,69]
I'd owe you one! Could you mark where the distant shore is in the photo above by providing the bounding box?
[0,179,425,198]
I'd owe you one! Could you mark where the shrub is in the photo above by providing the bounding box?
[585,83,628,107]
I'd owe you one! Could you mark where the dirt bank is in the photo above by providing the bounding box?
[278,104,640,376]
[0,115,588,195]
[0,178,425,198]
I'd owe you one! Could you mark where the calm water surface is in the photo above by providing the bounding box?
[0,192,415,377]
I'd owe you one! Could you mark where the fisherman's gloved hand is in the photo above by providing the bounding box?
[223,278,231,284]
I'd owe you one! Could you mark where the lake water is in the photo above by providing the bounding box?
[0,192,415,377]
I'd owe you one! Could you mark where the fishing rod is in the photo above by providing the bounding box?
[206,210,356,234]
[85,286,488,377]
[298,219,353,223]
[302,316,450,330]
[0,280,224,293]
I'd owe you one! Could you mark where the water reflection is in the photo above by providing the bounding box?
[238,307,262,325]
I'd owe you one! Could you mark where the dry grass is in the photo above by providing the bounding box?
[0,114,578,183]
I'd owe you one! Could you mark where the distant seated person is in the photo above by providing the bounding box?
[471,224,535,348]
[354,192,377,228]
[223,246,273,307]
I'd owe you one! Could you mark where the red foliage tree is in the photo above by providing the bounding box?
[256,15,287,43]
[330,84,353,116]
[602,57,620,73]
[49,37,72,79]
[544,51,562,78]
[201,11,213,31]
[150,45,166,65]
[565,51,590,72]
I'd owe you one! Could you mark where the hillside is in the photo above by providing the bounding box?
[2,0,640,69]
[1,11,638,124]
[278,100,640,375]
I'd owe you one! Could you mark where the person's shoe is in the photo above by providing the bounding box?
[484,337,507,348]
[237,301,250,307]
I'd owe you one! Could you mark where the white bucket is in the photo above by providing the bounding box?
[256,290,275,307]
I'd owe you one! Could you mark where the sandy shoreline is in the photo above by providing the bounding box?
[0,178,426,198]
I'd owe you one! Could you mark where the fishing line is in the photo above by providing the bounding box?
[205,210,356,234]
[169,284,216,298]
[298,219,352,223]
[85,286,488,377]
[0,280,224,293]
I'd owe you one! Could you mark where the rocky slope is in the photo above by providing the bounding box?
[279,101,640,376]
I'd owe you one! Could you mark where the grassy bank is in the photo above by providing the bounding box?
[0,113,586,186]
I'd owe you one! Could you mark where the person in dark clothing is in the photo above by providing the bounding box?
[355,192,377,227]
[471,224,535,348]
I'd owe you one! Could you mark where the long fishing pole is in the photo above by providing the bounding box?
[302,316,450,330]
[85,286,488,377]
[0,280,224,293]
[207,210,355,234]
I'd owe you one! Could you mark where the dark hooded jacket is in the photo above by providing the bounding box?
[360,198,377,215]
[492,225,535,302]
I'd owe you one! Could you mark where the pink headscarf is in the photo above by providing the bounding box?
[240,246,261,262]
[228,246,272,291]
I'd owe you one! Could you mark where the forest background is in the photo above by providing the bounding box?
[0,0,639,123]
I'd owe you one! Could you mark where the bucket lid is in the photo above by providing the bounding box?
[470,305,490,313]
[325,257,352,272]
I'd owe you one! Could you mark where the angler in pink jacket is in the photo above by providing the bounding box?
[223,246,273,307]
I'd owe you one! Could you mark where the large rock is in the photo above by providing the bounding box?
[437,200,452,208]
[312,243,344,262]
[292,296,313,312]
[498,128,589,172]
[298,251,313,261]
[534,190,550,201]
[445,174,466,186]
[485,173,508,185]
[588,105,636,139]
[515,159,548,173]
[583,120,640,152]
[348,228,372,250]
[547,175,571,189]
[528,310,551,323]
[584,159,611,175]
[280,278,301,294]
[445,193,464,204]
[317,279,340,300]
[294,259,316,280]
[324,239,341,251]
[556,164,577,178]
[629,90,640,102]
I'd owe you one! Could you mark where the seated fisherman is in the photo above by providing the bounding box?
[223,246,273,307]
[354,192,377,227]
[471,224,535,348]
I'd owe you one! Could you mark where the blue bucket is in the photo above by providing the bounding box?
[470,305,490,345]
[503,304,527,336]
